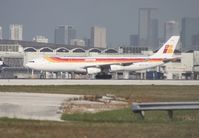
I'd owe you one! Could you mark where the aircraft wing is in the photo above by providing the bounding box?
[83,59,150,69]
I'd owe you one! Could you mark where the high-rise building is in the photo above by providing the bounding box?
[91,26,107,48]
[181,17,199,51]
[54,25,76,45]
[138,8,158,49]
[129,34,139,46]
[33,35,48,43]
[55,26,65,44]
[0,26,2,39]
[149,19,159,50]
[84,38,91,47]
[192,33,199,50]
[164,20,179,41]
[10,24,23,40]
[67,26,76,45]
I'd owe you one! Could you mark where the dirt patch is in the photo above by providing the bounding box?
[60,94,129,114]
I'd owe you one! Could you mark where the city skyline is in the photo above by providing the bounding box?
[0,0,199,47]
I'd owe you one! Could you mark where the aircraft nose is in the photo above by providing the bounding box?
[25,63,31,68]
[25,61,35,68]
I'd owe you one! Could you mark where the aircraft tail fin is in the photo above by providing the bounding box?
[150,36,180,59]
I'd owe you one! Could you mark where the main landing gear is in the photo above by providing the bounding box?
[95,73,112,79]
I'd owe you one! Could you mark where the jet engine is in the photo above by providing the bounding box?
[110,65,124,72]
[87,67,101,74]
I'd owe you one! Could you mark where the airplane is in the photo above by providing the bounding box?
[25,36,180,79]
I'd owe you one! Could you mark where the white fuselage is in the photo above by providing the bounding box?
[25,57,164,73]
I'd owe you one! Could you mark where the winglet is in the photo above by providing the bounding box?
[150,36,180,59]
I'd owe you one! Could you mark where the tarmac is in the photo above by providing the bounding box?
[0,92,82,121]
[0,79,199,85]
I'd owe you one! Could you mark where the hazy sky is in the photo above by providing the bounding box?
[0,0,199,47]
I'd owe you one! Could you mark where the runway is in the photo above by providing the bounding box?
[0,79,199,85]
[0,92,82,121]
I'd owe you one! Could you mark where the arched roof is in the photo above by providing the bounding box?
[55,47,69,52]
[24,47,37,52]
[71,48,86,53]
[88,48,102,53]
[186,50,194,53]
[103,48,118,53]
[40,47,53,52]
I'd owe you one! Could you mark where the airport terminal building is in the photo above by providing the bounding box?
[0,39,199,80]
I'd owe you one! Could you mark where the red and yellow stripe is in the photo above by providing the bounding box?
[45,57,163,63]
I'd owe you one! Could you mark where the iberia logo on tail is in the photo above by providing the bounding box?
[163,45,173,54]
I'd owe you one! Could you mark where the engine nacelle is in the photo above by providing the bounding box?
[87,67,101,74]
[110,65,124,72]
